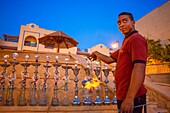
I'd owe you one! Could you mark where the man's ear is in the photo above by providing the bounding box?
[132,21,135,25]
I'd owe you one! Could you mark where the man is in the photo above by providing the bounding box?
[89,12,147,113]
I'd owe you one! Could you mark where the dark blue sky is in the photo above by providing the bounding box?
[0,0,168,50]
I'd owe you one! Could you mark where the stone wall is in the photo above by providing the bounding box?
[146,64,170,75]
[146,73,170,84]
[145,80,170,113]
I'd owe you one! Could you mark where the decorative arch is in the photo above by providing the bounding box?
[24,35,37,47]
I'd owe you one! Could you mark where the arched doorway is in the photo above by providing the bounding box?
[24,35,37,47]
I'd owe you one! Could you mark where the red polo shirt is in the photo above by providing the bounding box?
[111,31,147,100]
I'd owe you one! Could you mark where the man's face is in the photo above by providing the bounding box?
[117,15,135,35]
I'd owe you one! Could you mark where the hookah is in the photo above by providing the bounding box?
[18,55,30,106]
[82,59,92,105]
[61,58,72,106]
[102,64,111,105]
[72,61,81,105]
[39,56,51,106]
[112,80,117,104]
[6,53,19,106]
[111,65,117,104]
[51,56,61,106]
[29,55,41,106]
[0,55,10,105]
[93,61,102,105]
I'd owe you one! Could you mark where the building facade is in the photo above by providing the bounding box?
[136,1,170,44]
[88,44,111,56]
[0,23,78,54]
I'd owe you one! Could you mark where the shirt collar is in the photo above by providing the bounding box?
[125,30,138,38]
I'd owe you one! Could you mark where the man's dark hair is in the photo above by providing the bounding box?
[118,12,135,21]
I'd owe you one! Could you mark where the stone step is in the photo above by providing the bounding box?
[147,106,158,113]
[147,101,158,108]
[146,101,168,113]
[153,108,168,113]
[146,95,150,101]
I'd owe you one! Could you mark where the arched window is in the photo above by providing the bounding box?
[24,36,37,47]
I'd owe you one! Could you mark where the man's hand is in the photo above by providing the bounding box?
[87,51,98,61]
[120,63,146,113]
[87,51,115,64]
[120,98,134,113]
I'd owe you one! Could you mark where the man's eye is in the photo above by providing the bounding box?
[123,20,127,23]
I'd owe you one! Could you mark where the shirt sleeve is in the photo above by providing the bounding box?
[130,37,147,64]
[110,49,119,62]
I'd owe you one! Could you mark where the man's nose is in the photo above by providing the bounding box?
[119,22,124,27]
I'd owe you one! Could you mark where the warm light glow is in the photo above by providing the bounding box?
[111,41,119,49]
[82,77,101,89]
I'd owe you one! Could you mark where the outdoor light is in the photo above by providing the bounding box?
[111,41,119,49]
